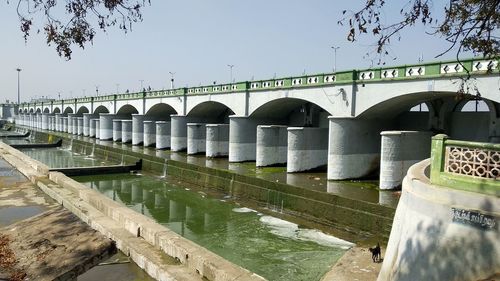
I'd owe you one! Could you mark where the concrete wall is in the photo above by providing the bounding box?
[449,112,490,142]
[379,159,500,281]
[206,124,229,157]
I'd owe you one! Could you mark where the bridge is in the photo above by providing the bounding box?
[15,57,500,187]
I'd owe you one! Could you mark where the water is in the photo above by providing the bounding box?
[20,147,118,168]
[74,173,352,281]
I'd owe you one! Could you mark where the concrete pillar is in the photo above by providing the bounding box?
[229,116,274,162]
[41,113,49,130]
[99,113,115,141]
[171,115,202,152]
[61,117,68,133]
[187,123,206,155]
[206,124,229,157]
[49,116,55,131]
[122,120,133,143]
[256,125,287,167]
[132,114,145,146]
[90,119,98,138]
[113,119,123,142]
[72,117,79,135]
[37,113,42,129]
[156,121,171,150]
[327,117,382,180]
[67,113,76,134]
[287,127,328,172]
[83,113,93,136]
[77,117,84,135]
[143,121,156,147]
[55,113,62,132]
[379,131,432,190]
[95,119,100,139]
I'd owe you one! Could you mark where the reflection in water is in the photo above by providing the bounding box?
[20,147,118,168]
[75,173,352,281]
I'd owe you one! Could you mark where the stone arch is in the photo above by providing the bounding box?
[53,107,61,114]
[187,101,235,123]
[93,105,109,115]
[29,108,33,113]
[63,106,74,114]
[145,103,178,120]
[77,106,90,115]
[43,107,50,113]
[117,104,139,116]
[249,97,330,127]
[36,108,41,113]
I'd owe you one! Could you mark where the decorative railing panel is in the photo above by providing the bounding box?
[430,134,500,196]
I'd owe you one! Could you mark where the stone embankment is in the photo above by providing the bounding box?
[0,141,265,281]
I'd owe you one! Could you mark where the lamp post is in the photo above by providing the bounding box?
[16,68,21,104]
[139,80,144,91]
[95,85,99,96]
[169,72,175,89]
[331,46,339,72]
[227,64,234,84]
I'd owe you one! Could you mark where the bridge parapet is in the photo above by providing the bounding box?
[430,134,500,196]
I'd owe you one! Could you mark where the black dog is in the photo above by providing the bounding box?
[369,243,381,263]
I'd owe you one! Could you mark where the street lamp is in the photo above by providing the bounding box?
[169,72,175,89]
[95,85,99,96]
[139,79,144,91]
[227,64,234,84]
[331,46,340,72]
[16,68,21,104]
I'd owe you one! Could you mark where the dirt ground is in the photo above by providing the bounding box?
[322,246,385,281]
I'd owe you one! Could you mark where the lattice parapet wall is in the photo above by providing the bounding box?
[445,146,500,179]
[430,134,500,196]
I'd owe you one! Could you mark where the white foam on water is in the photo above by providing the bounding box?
[232,207,257,213]
[259,215,354,249]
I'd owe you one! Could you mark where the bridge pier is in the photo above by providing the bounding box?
[55,113,62,132]
[171,115,202,152]
[72,117,79,135]
[143,121,156,147]
[256,125,287,167]
[82,113,94,136]
[41,113,49,130]
[122,120,133,143]
[77,117,84,135]
[187,123,206,155]
[132,114,145,146]
[95,119,100,139]
[206,124,229,157]
[90,119,98,138]
[327,117,382,180]
[62,117,69,133]
[287,127,328,172]
[112,120,122,142]
[156,121,171,150]
[379,131,432,189]
[67,113,76,134]
[229,116,277,162]
[99,114,117,141]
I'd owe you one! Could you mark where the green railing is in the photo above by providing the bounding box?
[16,57,499,109]
[430,134,500,196]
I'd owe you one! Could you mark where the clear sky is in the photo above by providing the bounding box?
[0,0,469,103]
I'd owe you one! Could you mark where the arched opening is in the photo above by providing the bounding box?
[43,107,50,113]
[93,105,109,115]
[250,98,330,128]
[187,101,234,123]
[117,104,139,117]
[145,103,178,120]
[53,107,61,114]
[63,107,73,114]
[18,109,23,113]
[448,98,494,142]
[29,109,33,113]
[36,108,41,113]
[77,106,89,115]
